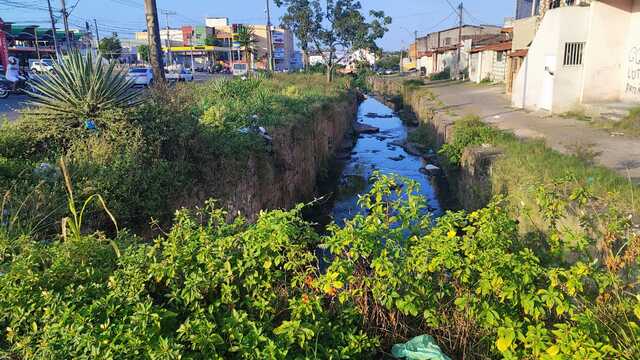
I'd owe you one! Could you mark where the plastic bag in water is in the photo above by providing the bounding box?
[391,335,451,360]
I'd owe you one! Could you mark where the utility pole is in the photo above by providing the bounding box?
[34,26,41,59]
[47,0,60,58]
[399,41,404,75]
[457,2,463,79]
[162,10,176,66]
[414,30,418,60]
[144,0,165,82]
[190,31,195,70]
[93,19,101,47]
[265,0,274,71]
[59,0,72,50]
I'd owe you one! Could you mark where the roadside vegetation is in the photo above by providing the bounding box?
[0,52,352,235]
[1,53,639,359]
[597,106,640,137]
[1,173,638,359]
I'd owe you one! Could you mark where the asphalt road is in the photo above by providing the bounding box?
[0,73,224,123]
[0,94,28,122]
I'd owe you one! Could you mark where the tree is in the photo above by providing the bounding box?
[235,26,258,71]
[98,36,123,60]
[376,52,400,70]
[138,44,149,63]
[275,0,391,82]
[277,0,320,70]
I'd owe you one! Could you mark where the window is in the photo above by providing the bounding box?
[444,38,451,46]
[496,51,504,62]
[563,42,584,66]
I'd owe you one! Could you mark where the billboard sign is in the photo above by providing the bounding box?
[272,31,284,44]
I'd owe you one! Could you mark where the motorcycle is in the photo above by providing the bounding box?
[0,74,37,99]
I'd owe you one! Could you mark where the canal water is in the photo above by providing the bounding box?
[318,96,444,226]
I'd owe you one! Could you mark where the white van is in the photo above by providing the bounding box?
[232,63,248,77]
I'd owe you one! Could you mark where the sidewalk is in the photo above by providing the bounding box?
[425,81,640,182]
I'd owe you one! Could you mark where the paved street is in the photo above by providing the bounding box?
[0,94,28,122]
[425,81,640,181]
[0,73,223,123]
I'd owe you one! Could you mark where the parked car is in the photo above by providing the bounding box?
[232,63,248,77]
[126,67,154,87]
[166,69,194,82]
[30,59,54,73]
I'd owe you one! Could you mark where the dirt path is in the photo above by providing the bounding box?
[425,81,640,182]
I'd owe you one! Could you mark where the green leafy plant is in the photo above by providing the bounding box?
[28,49,141,119]
[1,175,639,358]
[439,115,498,165]
[59,157,120,258]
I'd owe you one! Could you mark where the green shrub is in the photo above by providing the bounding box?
[1,175,638,358]
[438,115,501,165]
[0,74,354,236]
[429,67,451,81]
[28,50,141,119]
[403,79,424,88]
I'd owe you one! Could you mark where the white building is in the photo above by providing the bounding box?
[511,0,640,112]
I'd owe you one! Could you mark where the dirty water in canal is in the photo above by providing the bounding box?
[314,96,447,228]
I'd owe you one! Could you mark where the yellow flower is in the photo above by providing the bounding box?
[447,230,457,239]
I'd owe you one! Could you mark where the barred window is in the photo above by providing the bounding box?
[563,42,584,66]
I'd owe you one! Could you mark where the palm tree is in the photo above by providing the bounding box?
[236,26,258,72]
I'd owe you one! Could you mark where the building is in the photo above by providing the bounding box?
[0,18,89,71]
[411,25,503,77]
[469,41,512,83]
[510,0,640,113]
[468,28,513,83]
[133,18,295,71]
[343,49,377,72]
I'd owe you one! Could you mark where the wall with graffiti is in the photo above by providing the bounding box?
[622,2,640,101]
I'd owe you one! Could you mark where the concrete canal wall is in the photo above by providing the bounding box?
[175,94,359,221]
[369,77,501,210]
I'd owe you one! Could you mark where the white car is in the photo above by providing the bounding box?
[127,68,154,87]
[30,59,54,73]
[166,69,194,82]
[232,63,248,77]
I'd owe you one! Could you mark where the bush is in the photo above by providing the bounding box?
[28,50,141,119]
[429,67,451,81]
[0,74,354,235]
[438,115,501,165]
[1,175,638,358]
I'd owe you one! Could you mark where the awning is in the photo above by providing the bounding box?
[9,46,56,53]
[509,48,528,57]
[470,41,512,53]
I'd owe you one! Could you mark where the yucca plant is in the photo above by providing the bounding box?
[28,50,141,119]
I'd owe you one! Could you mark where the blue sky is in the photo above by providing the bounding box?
[2,0,515,50]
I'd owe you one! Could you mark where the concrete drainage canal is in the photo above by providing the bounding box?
[313,95,450,227]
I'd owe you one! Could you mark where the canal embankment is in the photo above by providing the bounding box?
[370,76,640,232]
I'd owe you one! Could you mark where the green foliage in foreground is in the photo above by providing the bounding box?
[1,175,638,359]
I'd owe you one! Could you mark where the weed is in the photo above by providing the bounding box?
[561,109,592,122]
[598,106,640,137]
[565,142,602,165]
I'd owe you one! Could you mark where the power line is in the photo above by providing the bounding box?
[443,0,459,14]
[421,10,458,32]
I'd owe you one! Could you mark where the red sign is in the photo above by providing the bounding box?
[181,26,193,46]
[0,18,8,71]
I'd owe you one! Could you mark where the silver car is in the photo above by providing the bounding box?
[127,68,154,87]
